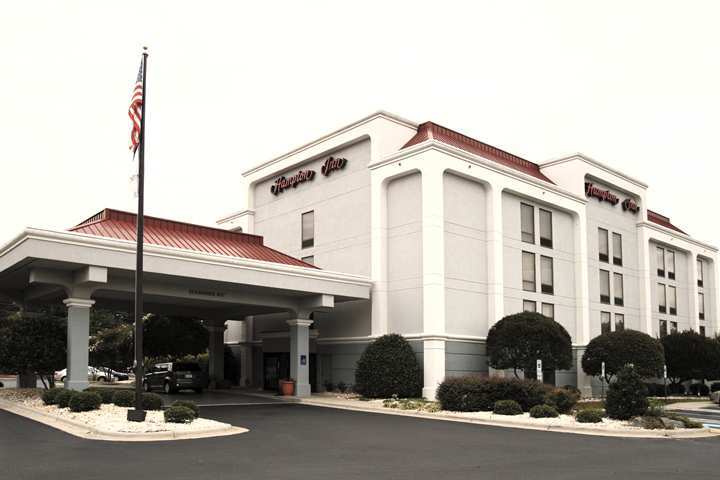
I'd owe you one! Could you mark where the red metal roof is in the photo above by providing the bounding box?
[647,209,686,235]
[69,209,317,268]
[402,122,554,184]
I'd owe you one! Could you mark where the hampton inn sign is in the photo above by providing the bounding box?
[270,156,348,195]
[585,182,638,214]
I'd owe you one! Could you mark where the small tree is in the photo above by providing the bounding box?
[355,334,422,398]
[582,329,664,382]
[605,365,649,420]
[487,312,572,378]
[89,322,134,372]
[662,330,720,384]
[0,307,66,388]
[143,314,209,358]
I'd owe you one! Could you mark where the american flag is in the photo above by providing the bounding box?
[128,59,144,153]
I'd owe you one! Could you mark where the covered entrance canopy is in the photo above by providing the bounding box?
[0,209,371,396]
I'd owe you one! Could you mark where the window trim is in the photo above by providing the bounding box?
[613,272,624,306]
[666,250,675,280]
[540,255,554,295]
[598,228,609,263]
[668,285,677,316]
[521,203,535,244]
[601,311,611,335]
[541,302,554,319]
[539,208,553,248]
[699,292,705,320]
[658,283,666,314]
[659,319,668,337]
[301,210,315,249]
[612,232,623,266]
[657,246,665,277]
[599,269,611,304]
[522,251,536,292]
[614,313,625,332]
[697,259,704,288]
[523,300,537,313]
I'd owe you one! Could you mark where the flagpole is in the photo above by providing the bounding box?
[128,46,148,422]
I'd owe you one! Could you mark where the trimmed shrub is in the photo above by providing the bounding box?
[84,387,117,404]
[605,366,649,420]
[112,389,135,407]
[141,393,163,411]
[487,312,572,377]
[582,329,664,381]
[354,334,422,398]
[171,400,199,418]
[668,382,686,395]
[711,382,720,393]
[68,391,102,412]
[41,388,63,405]
[544,388,579,414]
[530,404,559,418]
[689,383,710,396]
[643,382,666,397]
[55,389,74,408]
[640,416,665,430]
[436,376,546,412]
[164,405,195,424]
[493,400,522,415]
[575,409,603,423]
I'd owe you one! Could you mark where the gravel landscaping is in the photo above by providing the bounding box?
[0,388,232,435]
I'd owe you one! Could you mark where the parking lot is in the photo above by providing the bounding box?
[3,390,720,480]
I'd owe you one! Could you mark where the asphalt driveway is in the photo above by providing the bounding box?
[2,400,720,480]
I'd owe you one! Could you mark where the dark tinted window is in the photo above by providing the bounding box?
[173,362,201,372]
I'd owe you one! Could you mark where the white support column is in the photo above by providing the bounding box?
[206,321,226,388]
[287,319,313,397]
[637,227,654,334]
[688,251,700,332]
[486,185,504,329]
[420,166,446,399]
[63,297,94,391]
[370,172,389,336]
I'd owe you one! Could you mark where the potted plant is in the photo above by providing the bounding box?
[279,378,295,396]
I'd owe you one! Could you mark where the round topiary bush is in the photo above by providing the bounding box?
[544,388,579,414]
[41,388,63,405]
[171,400,199,418]
[55,389,75,408]
[112,389,135,407]
[575,409,604,423]
[68,391,102,412]
[529,404,559,418]
[493,400,523,415]
[354,334,422,398]
[141,393,163,411]
[605,366,649,420]
[164,405,195,424]
[84,388,115,404]
[582,330,664,382]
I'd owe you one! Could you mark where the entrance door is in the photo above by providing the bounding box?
[263,353,289,391]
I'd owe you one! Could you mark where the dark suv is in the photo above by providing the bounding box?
[143,362,208,394]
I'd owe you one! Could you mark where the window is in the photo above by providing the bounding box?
[699,292,705,320]
[668,286,677,315]
[540,256,554,294]
[659,319,668,337]
[601,312,611,334]
[521,203,534,243]
[700,326,706,337]
[612,233,623,266]
[657,283,666,313]
[539,209,553,248]
[657,247,665,277]
[615,313,625,331]
[613,273,624,306]
[666,250,675,280]
[541,303,554,319]
[301,255,315,265]
[522,251,536,292]
[670,321,678,334]
[301,211,314,248]
[598,228,609,262]
[599,270,610,304]
[523,300,536,312]
[698,259,704,288]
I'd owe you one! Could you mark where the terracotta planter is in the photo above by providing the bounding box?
[279,379,295,396]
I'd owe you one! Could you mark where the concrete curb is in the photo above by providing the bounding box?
[0,398,248,442]
[236,393,719,439]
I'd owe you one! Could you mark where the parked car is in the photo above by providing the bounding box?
[143,362,208,394]
[54,366,128,382]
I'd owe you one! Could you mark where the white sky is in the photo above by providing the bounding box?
[2,1,719,246]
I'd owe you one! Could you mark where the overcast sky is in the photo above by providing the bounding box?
[2,1,719,247]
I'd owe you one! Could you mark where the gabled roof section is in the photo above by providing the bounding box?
[647,209,686,235]
[69,209,317,268]
[402,122,554,184]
